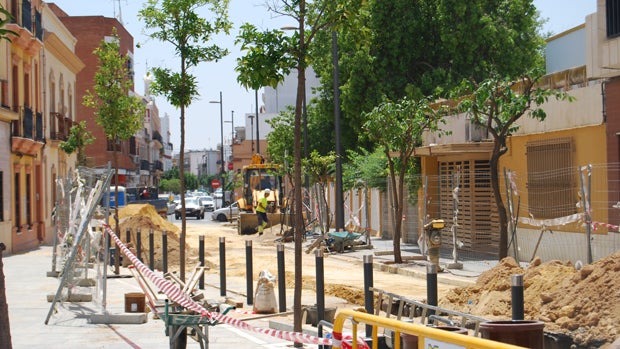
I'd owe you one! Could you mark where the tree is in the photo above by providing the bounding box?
[59,121,94,166]
[0,6,17,41]
[455,71,573,258]
[235,0,339,340]
[303,150,336,233]
[83,30,144,274]
[363,97,447,263]
[139,0,231,280]
[310,0,545,152]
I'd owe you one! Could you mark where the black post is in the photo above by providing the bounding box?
[246,240,253,305]
[125,228,131,244]
[332,31,344,231]
[427,263,437,317]
[277,243,286,312]
[219,237,226,296]
[511,274,524,320]
[148,229,154,270]
[136,229,142,263]
[199,235,205,289]
[315,249,325,325]
[162,231,168,274]
[364,255,374,337]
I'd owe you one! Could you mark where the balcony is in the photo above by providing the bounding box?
[152,160,163,172]
[140,159,150,171]
[49,112,73,141]
[152,130,163,147]
[11,107,44,155]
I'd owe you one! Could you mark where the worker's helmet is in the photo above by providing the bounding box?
[264,188,271,194]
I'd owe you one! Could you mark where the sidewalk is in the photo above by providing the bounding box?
[2,238,492,348]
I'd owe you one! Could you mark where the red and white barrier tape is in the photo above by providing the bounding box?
[591,221,619,232]
[103,224,333,346]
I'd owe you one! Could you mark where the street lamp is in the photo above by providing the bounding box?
[333,31,344,231]
[248,114,255,153]
[255,89,260,154]
[209,91,225,207]
[224,110,234,168]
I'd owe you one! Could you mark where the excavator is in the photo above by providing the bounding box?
[236,154,288,234]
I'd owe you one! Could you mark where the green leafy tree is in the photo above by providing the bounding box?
[161,167,180,180]
[139,0,231,280]
[303,150,336,233]
[0,6,17,41]
[310,0,545,151]
[342,148,387,191]
[83,30,144,274]
[159,178,181,194]
[58,121,95,166]
[455,71,573,258]
[235,0,343,338]
[363,97,447,263]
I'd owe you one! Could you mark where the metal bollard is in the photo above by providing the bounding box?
[427,263,438,317]
[125,228,131,244]
[316,249,325,324]
[199,235,205,289]
[148,229,154,270]
[277,243,286,312]
[219,237,226,296]
[246,240,253,305]
[511,274,524,320]
[162,231,168,274]
[364,254,374,337]
[136,229,142,262]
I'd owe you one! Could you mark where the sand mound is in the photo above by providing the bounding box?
[110,204,200,272]
[439,252,620,347]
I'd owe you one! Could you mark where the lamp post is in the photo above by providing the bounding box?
[225,110,234,168]
[210,91,225,207]
[248,114,255,153]
[333,31,344,231]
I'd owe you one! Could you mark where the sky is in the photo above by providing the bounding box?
[49,0,597,153]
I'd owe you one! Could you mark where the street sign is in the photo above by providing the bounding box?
[211,179,221,189]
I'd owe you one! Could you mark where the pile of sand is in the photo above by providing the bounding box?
[110,204,202,271]
[439,252,620,347]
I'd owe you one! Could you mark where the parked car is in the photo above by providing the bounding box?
[211,202,239,222]
[198,195,215,212]
[174,197,205,219]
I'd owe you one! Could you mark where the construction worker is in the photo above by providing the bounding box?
[256,189,270,236]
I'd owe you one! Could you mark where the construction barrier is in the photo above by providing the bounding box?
[331,308,529,349]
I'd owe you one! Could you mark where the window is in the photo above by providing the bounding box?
[608,0,620,38]
[26,173,31,225]
[526,138,576,218]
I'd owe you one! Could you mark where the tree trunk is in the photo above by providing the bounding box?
[0,243,12,349]
[113,147,121,275]
[490,142,509,259]
[293,2,306,345]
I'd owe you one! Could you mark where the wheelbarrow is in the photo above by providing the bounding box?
[327,231,364,253]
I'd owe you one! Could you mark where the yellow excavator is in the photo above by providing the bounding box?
[236,154,288,234]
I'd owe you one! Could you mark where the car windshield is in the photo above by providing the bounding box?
[202,196,213,202]
[186,198,199,205]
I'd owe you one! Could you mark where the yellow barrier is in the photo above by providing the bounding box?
[331,309,528,349]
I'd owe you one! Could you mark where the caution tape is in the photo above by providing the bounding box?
[102,224,334,346]
[518,213,583,227]
[591,221,620,232]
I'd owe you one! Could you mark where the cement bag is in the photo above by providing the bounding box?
[253,270,277,314]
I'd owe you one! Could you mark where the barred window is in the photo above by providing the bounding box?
[526,138,576,218]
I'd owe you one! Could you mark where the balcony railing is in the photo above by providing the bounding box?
[21,0,32,33]
[153,160,163,171]
[49,112,73,141]
[152,130,163,145]
[36,111,43,141]
[11,107,33,139]
[140,159,150,171]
